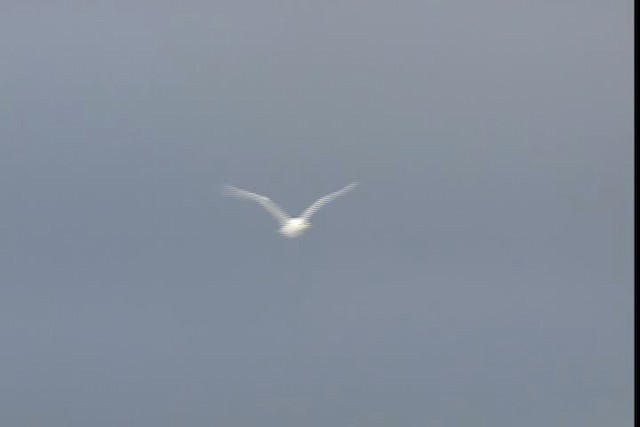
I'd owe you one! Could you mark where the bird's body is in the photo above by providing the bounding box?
[222,182,358,238]
[279,217,311,238]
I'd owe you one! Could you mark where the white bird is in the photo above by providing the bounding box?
[223,182,358,238]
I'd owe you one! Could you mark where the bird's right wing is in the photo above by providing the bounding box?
[222,185,290,225]
[300,182,358,220]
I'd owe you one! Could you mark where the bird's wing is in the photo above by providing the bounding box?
[223,185,290,225]
[300,182,358,220]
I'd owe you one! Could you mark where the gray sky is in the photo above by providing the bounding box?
[0,1,633,425]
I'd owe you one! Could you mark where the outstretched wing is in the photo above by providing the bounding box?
[300,182,358,220]
[223,185,290,225]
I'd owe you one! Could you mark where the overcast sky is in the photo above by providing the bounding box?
[0,1,633,425]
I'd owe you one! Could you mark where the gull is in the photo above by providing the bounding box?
[222,182,358,238]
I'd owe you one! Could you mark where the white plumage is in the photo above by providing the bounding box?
[222,182,358,238]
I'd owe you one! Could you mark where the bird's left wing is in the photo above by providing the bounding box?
[300,182,358,220]
[223,185,290,225]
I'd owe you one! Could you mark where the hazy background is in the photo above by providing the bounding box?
[0,1,633,425]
